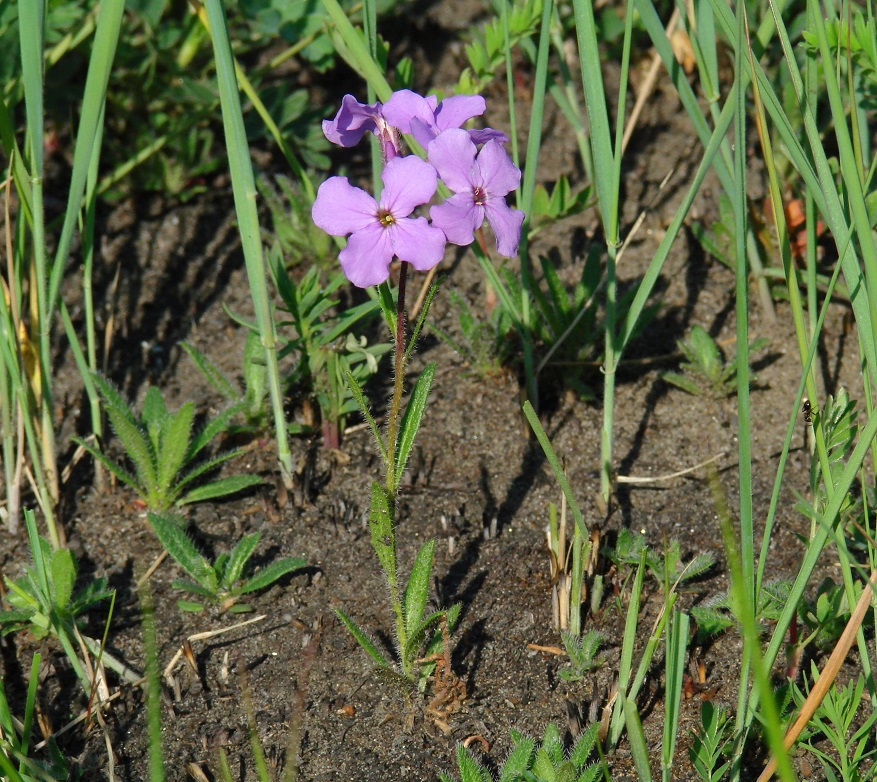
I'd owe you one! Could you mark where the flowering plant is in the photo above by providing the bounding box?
[311,89,523,684]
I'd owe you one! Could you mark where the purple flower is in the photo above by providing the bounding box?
[383,89,508,149]
[312,156,447,288]
[322,95,400,159]
[428,129,524,257]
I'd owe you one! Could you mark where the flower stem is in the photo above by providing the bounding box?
[386,262,408,499]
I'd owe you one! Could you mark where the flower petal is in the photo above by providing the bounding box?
[312,177,377,236]
[380,156,438,218]
[468,127,509,145]
[322,95,382,147]
[484,199,525,257]
[389,218,448,271]
[478,139,521,197]
[382,90,435,135]
[430,192,483,246]
[339,223,395,288]
[434,94,486,131]
[427,128,477,193]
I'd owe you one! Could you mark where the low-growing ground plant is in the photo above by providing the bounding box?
[791,666,877,782]
[661,325,768,398]
[73,375,262,511]
[558,629,605,683]
[0,510,135,692]
[440,722,602,782]
[268,251,390,448]
[689,701,734,782]
[147,511,306,614]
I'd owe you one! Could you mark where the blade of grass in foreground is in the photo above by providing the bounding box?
[203,0,292,485]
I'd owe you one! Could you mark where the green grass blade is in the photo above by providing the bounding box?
[47,0,126,313]
[319,0,392,102]
[203,0,291,483]
[624,697,653,782]
[522,401,588,541]
[662,610,689,781]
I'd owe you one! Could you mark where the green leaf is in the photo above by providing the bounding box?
[367,483,397,588]
[500,734,536,781]
[141,386,169,430]
[345,369,386,464]
[173,448,248,493]
[158,402,195,498]
[223,532,261,586]
[456,744,491,782]
[403,609,445,663]
[50,548,76,612]
[403,540,434,643]
[104,404,158,497]
[334,608,391,668]
[176,600,205,613]
[181,341,239,401]
[239,557,306,595]
[147,512,214,588]
[395,362,435,485]
[71,436,141,491]
[187,402,243,460]
[177,474,262,505]
[660,371,705,397]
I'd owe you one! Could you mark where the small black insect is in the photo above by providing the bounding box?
[802,399,814,424]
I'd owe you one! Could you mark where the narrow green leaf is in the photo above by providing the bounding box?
[181,341,239,401]
[50,548,76,612]
[173,449,248,494]
[345,369,387,464]
[147,512,213,587]
[158,402,195,497]
[176,600,206,613]
[187,402,243,460]
[523,401,588,540]
[224,532,261,586]
[499,734,536,781]
[334,608,391,668]
[239,557,306,595]
[403,540,434,642]
[177,474,262,506]
[71,436,141,491]
[368,483,396,586]
[623,698,653,782]
[395,363,435,485]
[105,404,158,496]
[403,609,444,663]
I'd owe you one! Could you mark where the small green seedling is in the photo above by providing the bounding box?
[181,330,269,430]
[606,528,715,592]
[440,722,602,782]
[689,701,733,782]
[0,510,117,691]
[661,325,767,398]
[147,511,305,613]
[792,665,877,782]
[74,375,262,511]
[268,249,390,448]
[429,289,514,379]
[559,629,605,682]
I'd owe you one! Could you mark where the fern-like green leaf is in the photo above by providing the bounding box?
[177,474,262,506]
[238,557,306,595]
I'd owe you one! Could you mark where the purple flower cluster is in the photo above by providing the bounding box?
[312,90,524,288]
